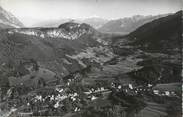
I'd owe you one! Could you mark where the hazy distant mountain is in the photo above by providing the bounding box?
[80,17,108,29]
[99,14,168,34]
[32,17,108,29]
[0,6,24,28]
[32,19,72,28]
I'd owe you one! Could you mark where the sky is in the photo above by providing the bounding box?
[0,0,182,26]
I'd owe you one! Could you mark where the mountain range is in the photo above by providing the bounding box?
[0,6,170,36]
[32,17,108,29]
[31,15,168,35]
[98,14,169,34]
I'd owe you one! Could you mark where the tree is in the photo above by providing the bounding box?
[30,59,39,71]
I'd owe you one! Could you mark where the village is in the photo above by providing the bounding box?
[0,74,180,117]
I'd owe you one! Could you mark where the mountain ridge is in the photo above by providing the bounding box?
[7,22,98,40]
[0,6,24,28]
[129,11,182,53]
[99,14,169,34]
[31,17,108,29]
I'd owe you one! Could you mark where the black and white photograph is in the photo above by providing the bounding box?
[0,0,182,117]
